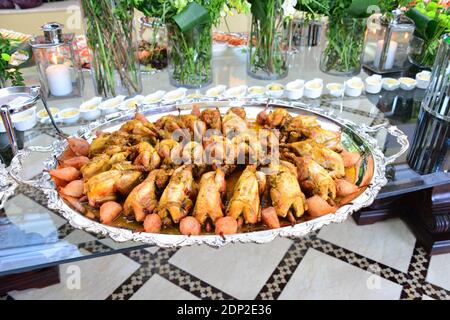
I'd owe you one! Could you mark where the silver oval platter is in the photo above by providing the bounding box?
[9,99,409,247]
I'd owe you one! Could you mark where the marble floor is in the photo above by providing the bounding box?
[2,217,450,300]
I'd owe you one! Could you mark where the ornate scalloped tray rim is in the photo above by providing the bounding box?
[10,98,406,248]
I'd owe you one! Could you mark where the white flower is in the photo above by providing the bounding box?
[282,0,298,19]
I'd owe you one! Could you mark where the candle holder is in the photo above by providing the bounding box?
[29,22,83,99]
[363,11,415,75]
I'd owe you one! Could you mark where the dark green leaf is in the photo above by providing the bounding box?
[172,2,210,33]
[248,0,267,21]
[347,0,379,18]
[406,7,438,39]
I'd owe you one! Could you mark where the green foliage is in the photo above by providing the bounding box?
[0,37,24,87]
[133,0,249,26]
[406,0,450,66]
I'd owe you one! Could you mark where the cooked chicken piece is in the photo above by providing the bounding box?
[89,131,137,156]
[268,161,307,219]
[282,140,345,178]
[227,165,266,224]
[115,171,143,195]
[230,132,264,165]
[119,119,158,138]
[200,108,222,131]
[157,139,183,166]
[133,141,161,170]
[85,169,143,207]
[123,169,171,222]
[302,126,343,152]
[80,154,111,179]
[181,141,204,165]
[193,169,226,225]
[257,108,292,129]
[283,152,336,200]
[222,108,248,137]
[156,165,195,224]
[179,114,207,139]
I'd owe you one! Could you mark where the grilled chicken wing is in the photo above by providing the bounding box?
[156,165,195,224]
[282,140,345,178]
[268,161,307,219]
[193,169,226,225]
[123,169,171,222]
[227,165,266,224]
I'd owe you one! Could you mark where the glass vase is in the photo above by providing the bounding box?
[137,16,168,73]
[81,0,142,97]
[407,34,450,174]
[320,18,366,76]
[407,34,436,69]
[247,0,290,80]
[166,23,212,88]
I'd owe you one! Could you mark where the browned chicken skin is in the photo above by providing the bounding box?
[156,165,195,224]
[123,169,171,222]
[282,140,345,178]
[85,169,143,207]
[284,152,336,200]
[222,108,248,137]
[268,161,307,219]
[200,108,222,131]
[227,165,266,224]
[193,169,226,225]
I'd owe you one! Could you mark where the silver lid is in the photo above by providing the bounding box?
[41,22,64,44]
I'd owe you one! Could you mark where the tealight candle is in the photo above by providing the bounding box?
[374,40,398,70]
[45,63,73,96]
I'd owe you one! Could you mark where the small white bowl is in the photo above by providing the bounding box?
[12,107,37,131]
[345,77,364,97]
[119,95,144,111]
[326,83,344,97]
[399,77,417,91]
[285,79,305,100]
[142,90,166,105]
[186,92,204,100]
[37,107,59,123]
[265,83,285,98]
[163,88,187,103]
[416,71,431,89]
[98,95,126,114]
[247,86,266,98]
[304,79,323,99]
[223,85,247,99]
[206,85,227,98]
[79,97,102,121]
[58,108,80,124]
[382,78,400,91]
[365,75,383,94]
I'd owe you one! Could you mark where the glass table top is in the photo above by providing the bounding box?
[0,46,448,276]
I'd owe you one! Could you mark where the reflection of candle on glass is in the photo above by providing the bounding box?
[374,40,398,70]
[45,55,72,96]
